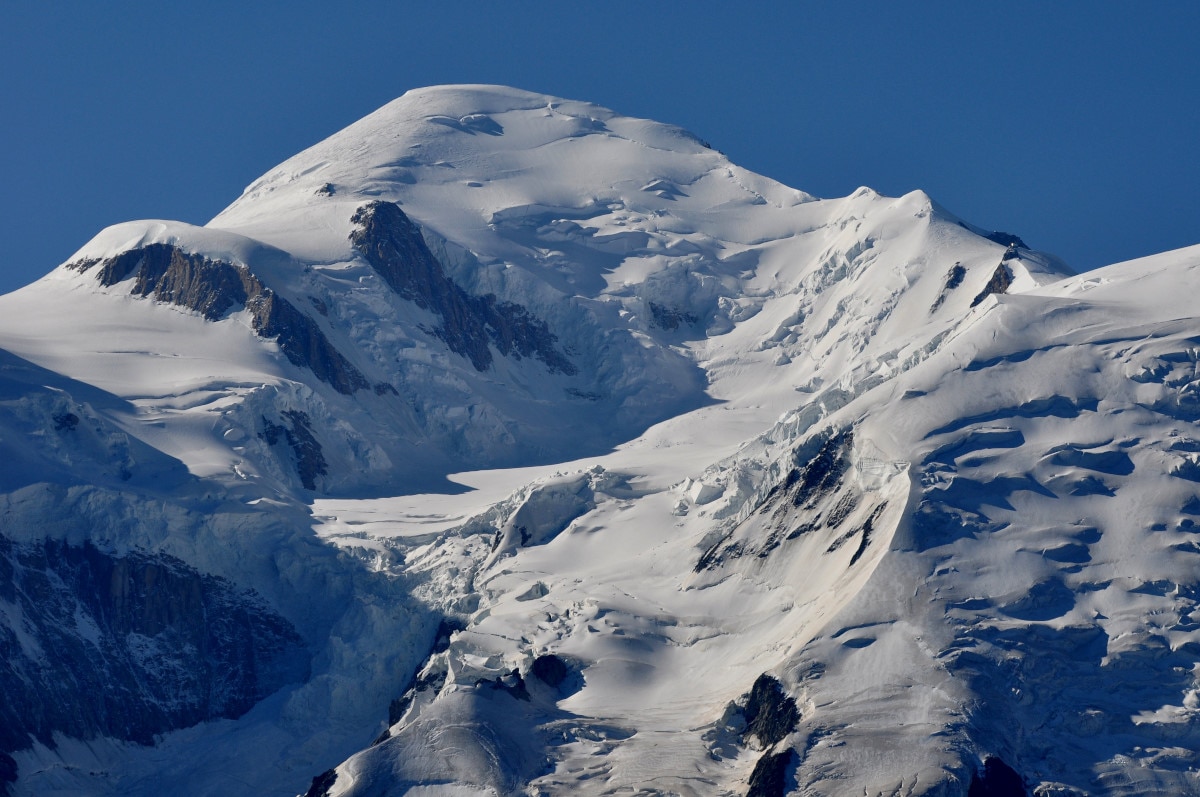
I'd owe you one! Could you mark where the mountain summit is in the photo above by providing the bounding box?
[1,85,1197,796]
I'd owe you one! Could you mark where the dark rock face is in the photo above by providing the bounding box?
[968,757,1026,797]
[71,243,247,321]
[785,430,853,511]
[741,674,799,749]
[931,263,967,312]
[698,429,859,571]
[0,536,309,765]
[846,502,887,566]
[824,492,860,529]
[746,749,794,797]
[349,201,576,374]
[970,262,1014,308]
[260,410,328,491]
[68,245,368,394]
[251,289,369,395]
[944,262,967,290]
[128,245,254,320]
[431,617,464,654]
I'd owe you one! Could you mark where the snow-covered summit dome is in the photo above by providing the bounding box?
[209,84,810,267]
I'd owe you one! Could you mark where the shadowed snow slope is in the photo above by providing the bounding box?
[1,84,1196,796]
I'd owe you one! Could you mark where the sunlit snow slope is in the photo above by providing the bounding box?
[0,85,1196,797]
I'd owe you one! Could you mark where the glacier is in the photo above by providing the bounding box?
[0,84,1198,796]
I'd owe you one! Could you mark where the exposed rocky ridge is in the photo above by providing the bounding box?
[0,536,308,765]
[250,286,369,395]
[349,201,576,375]
[68,244,368,394]
[970,260,1014,307]
[957,222,1030,251]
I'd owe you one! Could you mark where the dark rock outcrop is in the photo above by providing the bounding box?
[349,201,575,374]
[746,749,795,797]
[0,536,309,764]
[697,429,856,571]
[251,289,369,395]
[431,617,464,654]
[649,301,698,331]
[52,412,80,431]
[956,223,1028,250]
[944,262,967,291]
[785,429,853,511]
[741,674,799,749]
[847,502,887,566]
[930,263,967,312]
[260,410,327,491]
[68,245,368,394]
[381,618,462,730]
[304,768,338,797]
[824,492,860,529]
[970,262,1014,308]
[984,231,1028,249]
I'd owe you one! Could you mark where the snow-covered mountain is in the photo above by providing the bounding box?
[1,84,1197,796]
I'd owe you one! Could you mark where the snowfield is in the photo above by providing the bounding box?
[0,85,1197,797]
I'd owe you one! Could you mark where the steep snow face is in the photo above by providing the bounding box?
[21,83,1200,797]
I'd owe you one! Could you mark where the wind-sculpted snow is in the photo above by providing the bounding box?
[3,84,1200,795]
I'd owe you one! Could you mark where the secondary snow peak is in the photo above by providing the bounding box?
[66,241,369,395]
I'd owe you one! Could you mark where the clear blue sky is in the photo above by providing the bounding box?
[2,3,1197,293]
